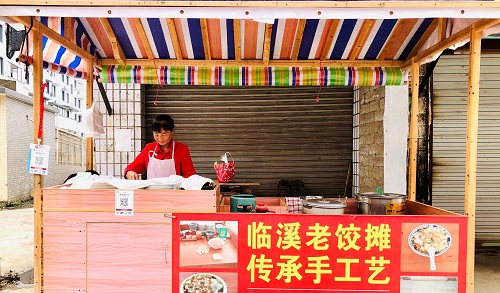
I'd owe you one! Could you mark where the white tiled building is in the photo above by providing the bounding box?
[0,21,86,136]
[0,20,87,202]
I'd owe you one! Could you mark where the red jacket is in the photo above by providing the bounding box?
[124,140,196,178]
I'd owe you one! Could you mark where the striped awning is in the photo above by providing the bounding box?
[84,18,433,61]
[2,3,498,84]
[23,56,87,79]
[101,65,403,86]
[32,15,426,84]
[27,16,96,73]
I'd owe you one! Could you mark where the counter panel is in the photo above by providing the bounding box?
[44,187,218,212]
[44,212,172,292]
[41,187,464,292]
[42,187,218,293]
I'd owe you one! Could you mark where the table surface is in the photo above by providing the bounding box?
[215,180,261,187]
[179,236,238,269]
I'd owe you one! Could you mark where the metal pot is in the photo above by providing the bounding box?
[230,194,256,212]
[355,192,406,215]
[302,198,347,215]
[205,230,215,240]
[356,200,370,215]
[355,192,376,214]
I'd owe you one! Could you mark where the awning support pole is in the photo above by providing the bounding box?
[408,58,419,201]
[465,25,481,293]
[86,58,94,171]
[31,19,44,293]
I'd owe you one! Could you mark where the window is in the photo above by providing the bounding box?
[50,85,56,97]
[74,97,77,107]
[66,110,70,118]
[0,57,3,75]
[78,99,81,109]
[61,90,66,102]
[71,84,74,94]
[10,64,18,79]
[0,24,3,43]
[66,76,69,84]
[56,129,84,166]
[61,74,65,82]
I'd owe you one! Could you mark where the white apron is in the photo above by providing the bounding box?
[147,142,176,179]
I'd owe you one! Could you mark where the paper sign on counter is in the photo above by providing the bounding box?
[115,190,134,216]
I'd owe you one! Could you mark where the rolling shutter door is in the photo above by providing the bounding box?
[145,85,353,198]
[433,54,500,241]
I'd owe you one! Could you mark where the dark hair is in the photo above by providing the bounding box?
[64,170,99,184]
[152,114,175,132]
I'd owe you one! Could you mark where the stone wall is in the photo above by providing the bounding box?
[358,86,385,193]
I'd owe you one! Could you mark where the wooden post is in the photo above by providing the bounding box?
[32,21,44,293]
[465,26,481,293]
[86,58,94,171]
[408,58,419,201]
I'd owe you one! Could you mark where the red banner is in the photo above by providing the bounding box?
[173,214,467,293]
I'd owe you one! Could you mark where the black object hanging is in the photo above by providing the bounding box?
[96,75,113,116]
[5,24,26,59]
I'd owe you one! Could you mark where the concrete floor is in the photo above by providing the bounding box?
[474,246,500,293]
[1,207,499,292]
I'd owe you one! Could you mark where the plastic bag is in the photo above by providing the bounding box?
[214,152,235,183]
[83,102,105,137]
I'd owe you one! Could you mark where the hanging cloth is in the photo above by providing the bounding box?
[6,24,26,59]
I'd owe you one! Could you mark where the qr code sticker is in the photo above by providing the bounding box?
[35,156,44,165]
[120,198,129,206]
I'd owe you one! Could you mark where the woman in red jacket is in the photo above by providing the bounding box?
[124,114,196,179]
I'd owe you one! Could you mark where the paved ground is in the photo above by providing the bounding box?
[0,208,34,293]
[1,207,499,292]
[475,246,500,293]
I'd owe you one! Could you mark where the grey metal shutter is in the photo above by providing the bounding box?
[145,85,353,198]
[433,54,500,241]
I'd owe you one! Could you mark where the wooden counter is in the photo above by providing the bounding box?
[42,187,460,292]
[42,186,218,293]
[215,180,261,195]
[331,198,460,216]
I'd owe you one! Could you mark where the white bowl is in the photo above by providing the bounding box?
[208,237,225,250]
[408,224,452,257]
[180,273,227,293]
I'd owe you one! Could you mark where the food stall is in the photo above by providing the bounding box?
[42,186,467,292]
[1,1,499,292]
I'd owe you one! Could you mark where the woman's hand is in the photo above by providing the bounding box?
[125,171,139,180]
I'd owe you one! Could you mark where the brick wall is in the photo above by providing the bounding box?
[359,86,385,193]
[1,89,84,202]
[6,92,44,202]
[0,94,7,200]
